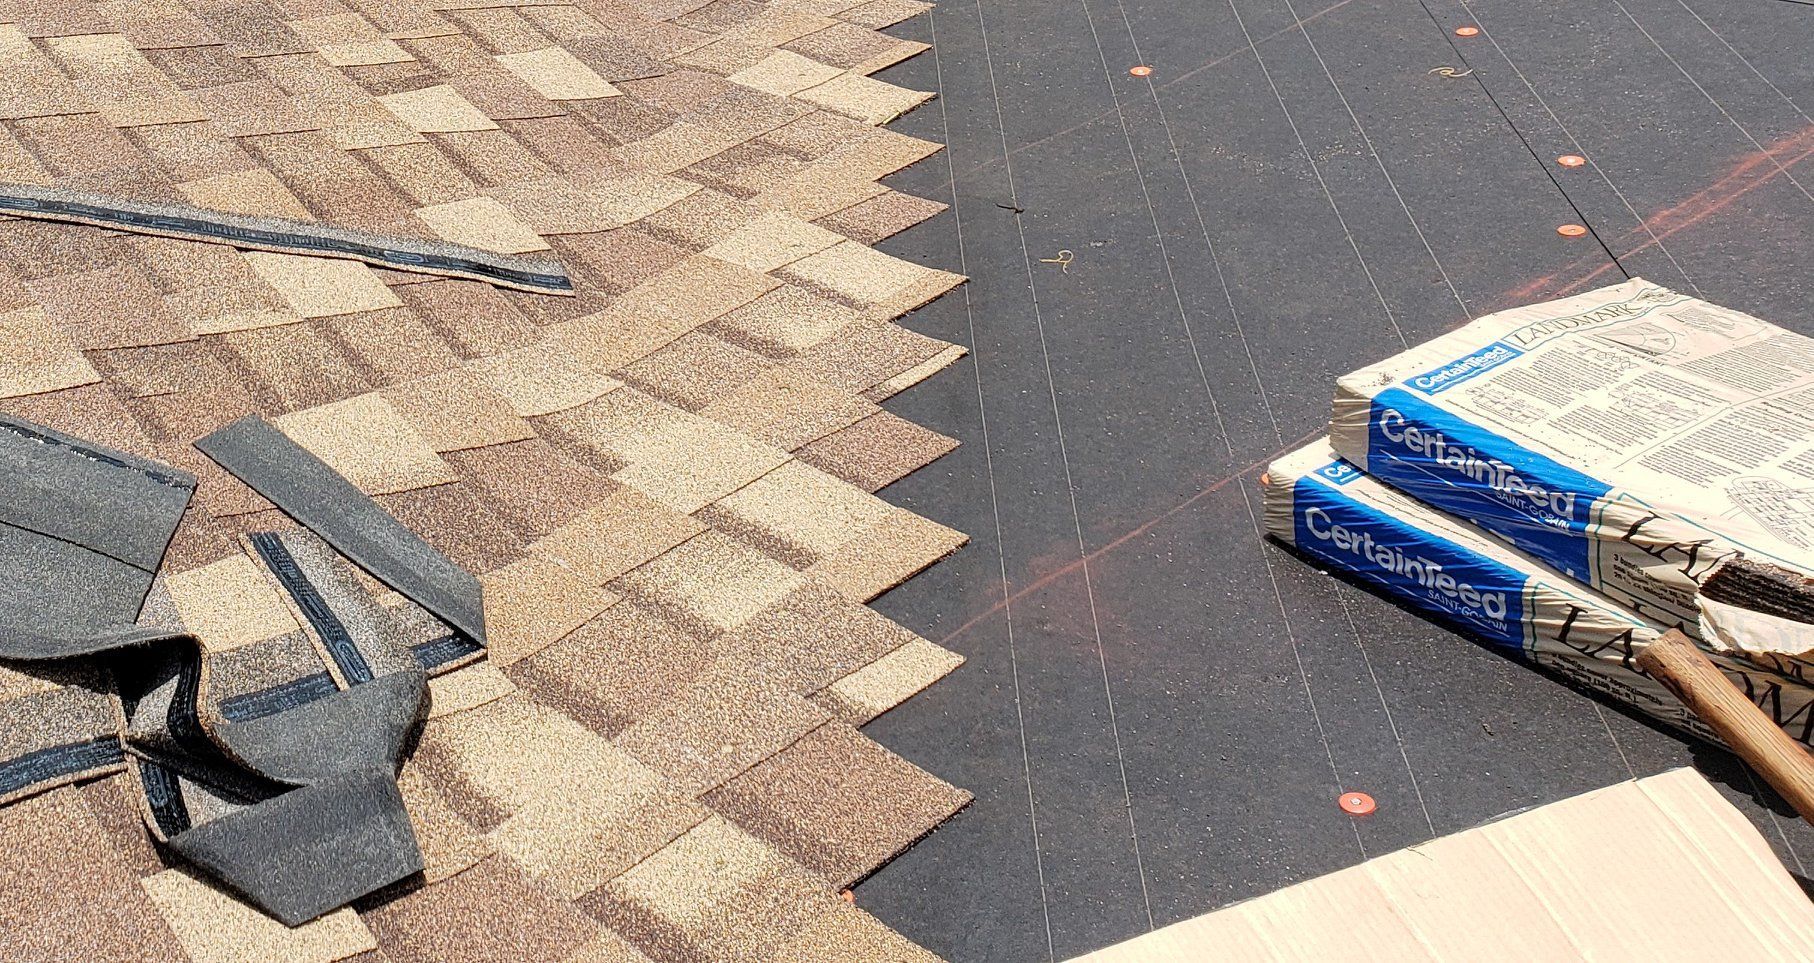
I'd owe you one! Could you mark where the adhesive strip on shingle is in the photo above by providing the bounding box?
[0,415,195,662]
[0,184,573,295]
[0,415,194,574]
[194,415,487,647]
[113,566,430,925]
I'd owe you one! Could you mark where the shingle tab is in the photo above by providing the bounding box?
[0,0,964,953]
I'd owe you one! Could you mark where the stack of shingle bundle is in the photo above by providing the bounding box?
[1264,279,1814,752]
[0,0,975,959]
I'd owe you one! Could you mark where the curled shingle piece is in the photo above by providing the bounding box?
[123,632,429,927]
[0,184,573,296]
[0,414,490,926]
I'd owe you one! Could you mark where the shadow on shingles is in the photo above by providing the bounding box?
[1680,740,1804,824]
[1265,536,1807,824]
[350,868,432,914]
[8,659,113,697]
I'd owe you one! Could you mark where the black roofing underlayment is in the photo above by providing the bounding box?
[853,0,1814,959]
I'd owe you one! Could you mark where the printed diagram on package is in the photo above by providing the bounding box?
[1467,382,1548,426]
[1668,304,1767,340]
[1728,476,1814,550]
[1598,321,1679,357]
[1608,382,1700,429]
[1594,307,1768,364]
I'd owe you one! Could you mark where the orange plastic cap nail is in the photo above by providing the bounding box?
[1557,224,1588,237]
[1339,792,1376,815]
[1130,65,1153,77]
[1558,154,1586,167]
[1455,25,1480,36]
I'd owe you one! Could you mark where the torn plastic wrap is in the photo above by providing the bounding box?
[1699,592,1814,682]
[1264,441,1814,752]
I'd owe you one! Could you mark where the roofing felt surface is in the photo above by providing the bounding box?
[0,0,980,958]
[845,0,1814,959]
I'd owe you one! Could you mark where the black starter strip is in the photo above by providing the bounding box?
[0,183,574,295]
[249,533,378,686]
[0,738,126,799]
[216,636,480,724]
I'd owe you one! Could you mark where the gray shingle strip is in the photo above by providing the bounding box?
[119,551,431,926]
[195,415,488,648]
[0,183,574,296]
[0,415,194,575]
[0,413,467,925]
[168,668,428,926]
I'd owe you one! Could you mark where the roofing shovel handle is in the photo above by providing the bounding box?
[1637,629,1814,826]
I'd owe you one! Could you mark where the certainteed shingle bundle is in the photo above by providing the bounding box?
[1263,442,1814,750]
[1329,279,1814,662]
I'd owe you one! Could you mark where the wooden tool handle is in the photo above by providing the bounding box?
[1637,629,1814,825]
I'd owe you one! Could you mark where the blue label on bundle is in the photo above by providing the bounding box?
[1403,341,1523,394]
[1313,459,1365,486]
[1293,468,1528,649]
[1365,387,1612,582]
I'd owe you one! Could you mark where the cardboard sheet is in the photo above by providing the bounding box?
[1071,768,1814,961]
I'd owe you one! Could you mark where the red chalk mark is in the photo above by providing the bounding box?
[963,0,1361,181]
[938,427,1322,647]
[940,127,1814,652]
[1628,126,1814,243]
[1499,123,1814,306]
